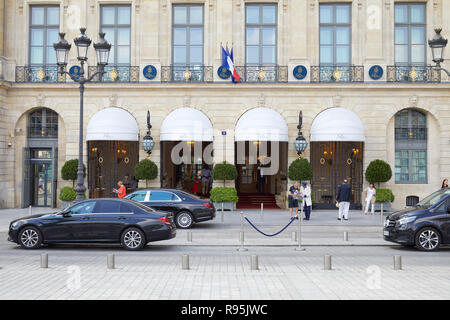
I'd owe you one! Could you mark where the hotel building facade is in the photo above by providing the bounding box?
[0,0,449,210]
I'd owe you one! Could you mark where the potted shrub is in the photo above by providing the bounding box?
[61,159,86,188]
[59,186,76,209]
[134,159,158,188]
[365,159,393,211]
[212,161,238,186]
[210,187,238,211]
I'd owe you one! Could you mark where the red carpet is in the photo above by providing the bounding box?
[236,193,281,209]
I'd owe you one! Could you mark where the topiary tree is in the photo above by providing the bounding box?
[59,186,76,202]
[134,159,158,188]
[61,159,86,187]
[212,161,238,186]
[365,159,392,188]
[288,158,313,182]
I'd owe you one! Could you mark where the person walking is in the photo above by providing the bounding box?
[201,166,212,196]
[364,183,376,215]
[300,181,312,220]
[113,181,127,199]
[288,182,300,219]
[442,179,448,189]
[336,179,352,221]
[192,172,200,195]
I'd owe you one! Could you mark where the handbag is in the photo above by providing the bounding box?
[371,196,376,205]
[335,201,339,208]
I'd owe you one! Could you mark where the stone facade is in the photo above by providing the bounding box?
[0,0,449,210]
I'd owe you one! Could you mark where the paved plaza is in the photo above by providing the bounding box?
[0,207,449,300]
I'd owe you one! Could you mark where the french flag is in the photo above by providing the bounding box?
[221,45,241,83]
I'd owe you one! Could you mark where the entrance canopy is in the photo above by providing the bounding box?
[310,107,365,142]
[86,107,139,141]
[160,107,213,141]
[235,107,288,141]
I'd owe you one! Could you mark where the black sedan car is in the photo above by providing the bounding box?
[8,198,176,250]
[383,188,450,251]
[125,189,216,229]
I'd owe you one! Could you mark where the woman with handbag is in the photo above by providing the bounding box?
[364,183,376,215]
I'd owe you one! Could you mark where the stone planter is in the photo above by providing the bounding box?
[61,200,73,210]
[213,202,235,211]
[374,202,391,212]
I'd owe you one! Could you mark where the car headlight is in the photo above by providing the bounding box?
[11,221,24,229]
[397,216,416,226]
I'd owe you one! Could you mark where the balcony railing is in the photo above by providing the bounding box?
[395,127,427,140]
[88,65,139,83]
[234,65,288,83]
[27,125,58,139]
[15,65,66,83]
[386,65,441,83]
[161,65,213,83]
[310,65,364,83]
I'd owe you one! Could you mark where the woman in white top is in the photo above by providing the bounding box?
[364,183,376,215]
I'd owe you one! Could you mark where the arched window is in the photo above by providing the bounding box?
[394,109,427,183]
[28,108,58,138]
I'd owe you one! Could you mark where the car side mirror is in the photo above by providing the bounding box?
[62,211,72,217]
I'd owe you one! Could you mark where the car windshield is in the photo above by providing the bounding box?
[415,189,450,208]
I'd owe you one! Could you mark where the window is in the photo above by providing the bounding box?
[319,4,351,65]
[128,192,146,202]
[100,5,131,65]
[434,198,450,212]
[172,5,204,66]
[149,191,173,202]
[28,108,58,138]
[29,6,60,65]
[394,3,426,65]
[246,4,277,65]
[395,109,427,183]
[69,201,96,215]
[119,203,133,213]
[94,200,121,213]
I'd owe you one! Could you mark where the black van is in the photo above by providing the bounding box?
[383,188,450,251]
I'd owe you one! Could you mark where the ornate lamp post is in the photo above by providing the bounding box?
[294,111,308,157]
[54,28,111,202]
[428,28,450,76]
[142,111,155,158]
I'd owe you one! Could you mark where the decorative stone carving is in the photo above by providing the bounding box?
[183,95,191,107]
[385,0,391,10]
[309,0,316,10]
[36,93,46,107]
[257,93,265,108]
[333,95,342,108]
[135,0,141,14]
[18,0,24,15]
[109,94,118,107]
[409,95,419,108]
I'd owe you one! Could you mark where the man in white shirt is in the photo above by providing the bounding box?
[300,181,312,220]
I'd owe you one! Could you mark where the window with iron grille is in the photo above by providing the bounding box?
[28,108,58,138]
[394,3,426,65]
[29,6,59,66]
[100,5,131,65]
[395,109,427,183]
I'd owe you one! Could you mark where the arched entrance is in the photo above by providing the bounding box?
[234,107,288,209]
[310,108,365,209]
[86,107,139,198]
[160,108,214,195]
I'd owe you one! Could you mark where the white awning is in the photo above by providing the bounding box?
[235,107,288,141]
[160,107,213,141]
[310,107,365,142]
[86,107,139,141]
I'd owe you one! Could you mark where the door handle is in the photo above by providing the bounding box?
[118,216,126,220]
[82,217,90,220]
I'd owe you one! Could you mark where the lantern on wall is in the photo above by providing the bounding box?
[142,110,155,157]
[294,111,308,157]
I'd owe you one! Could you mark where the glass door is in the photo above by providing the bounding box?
[32,162,52,206]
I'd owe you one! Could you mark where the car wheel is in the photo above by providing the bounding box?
[176,211,194,229]
[121,228,146,251]
[415,227,441,251]
[18,226,42,249]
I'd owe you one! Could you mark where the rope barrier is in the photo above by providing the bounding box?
[244,217,296,237]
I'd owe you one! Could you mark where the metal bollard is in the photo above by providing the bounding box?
[182,255,190,270]
[393,255,402,270]
[29,205,32,216]
[324,255,332,270]
[107,254,115,269]
[260,203,264,221]
[251,255,259,270]
[291,231,298,243]
[343,231,348,241]
[295,205,305,251]
[187,231,192,242]
[237,211,248,251]
[381,203,384,223]
[40,253,48,268]
[221,202,224,223]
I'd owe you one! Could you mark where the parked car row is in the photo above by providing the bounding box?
[8,189,216,251]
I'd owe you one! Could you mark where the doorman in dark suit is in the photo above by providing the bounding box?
[336,179,352,220]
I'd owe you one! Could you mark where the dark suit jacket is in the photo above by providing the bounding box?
[336,183,352,202]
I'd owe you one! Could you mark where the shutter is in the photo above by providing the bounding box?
[21,148,31,208]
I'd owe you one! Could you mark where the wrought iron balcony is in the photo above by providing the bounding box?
[395,127,427,140]
[88,65,139,83]
[27,125,58,138]
[310,65,364,83]
[15,65,66,83]
[386,65,441,83]
[161,65,213,83]
[234,65,288,83]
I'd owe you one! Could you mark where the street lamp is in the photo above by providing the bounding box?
[54,28,111,202]
[294,111,307,157]
[142,111,155,158]
[428,28,450,77]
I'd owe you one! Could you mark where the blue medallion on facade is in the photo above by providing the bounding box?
[368,65,383,80]
[217,66,231,79]
[143,65,157,80]
[69,65,81,79]
[293,65,307,80]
